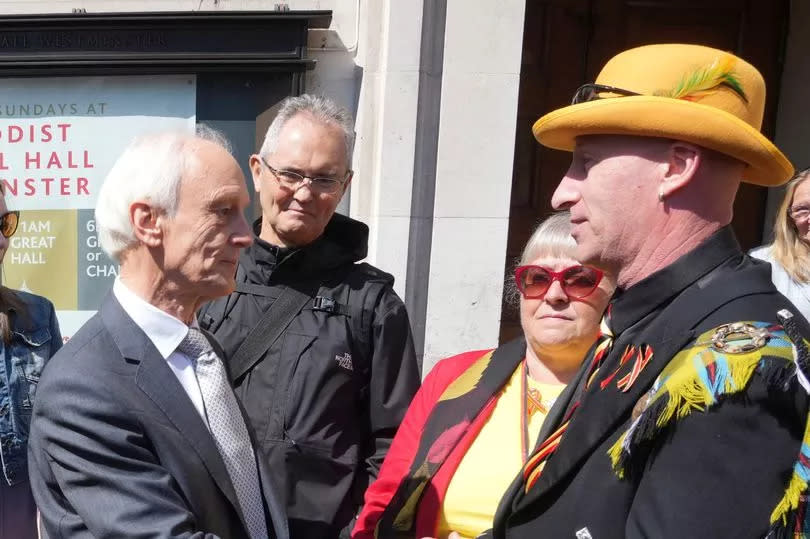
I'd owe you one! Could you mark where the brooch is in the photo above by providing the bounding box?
[710,322,770,354]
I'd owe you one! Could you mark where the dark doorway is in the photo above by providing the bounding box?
[501,0,790,342]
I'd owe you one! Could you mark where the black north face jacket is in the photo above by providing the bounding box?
[200,214,420,539]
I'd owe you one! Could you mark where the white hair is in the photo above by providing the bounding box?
[95,124,232,261]
[259,94,355,165]
[520,211,577,264]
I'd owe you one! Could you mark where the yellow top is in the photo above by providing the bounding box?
[436,365,566,539]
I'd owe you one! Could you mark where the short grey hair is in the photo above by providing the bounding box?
[505,211,576,306]
[95,124,232,261]
[259,94,355,166]
[519,211,576,264]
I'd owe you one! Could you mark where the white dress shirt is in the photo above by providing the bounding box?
[112,278,208,423]
[750,245,810,321]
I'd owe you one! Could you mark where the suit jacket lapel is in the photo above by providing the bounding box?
[232,385,288,539]
[99,295,244,522]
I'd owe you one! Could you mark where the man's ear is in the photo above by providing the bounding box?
[249,155,263,193]
[660,141,701,199]
[130,202,163,247]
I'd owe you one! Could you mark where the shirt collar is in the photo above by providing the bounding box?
[609,226,743,335]
[112,278,193,359]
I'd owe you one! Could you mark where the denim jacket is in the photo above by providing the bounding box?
[0,290,61,486]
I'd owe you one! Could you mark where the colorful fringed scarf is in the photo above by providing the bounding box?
[767,418,810,538]
[605,321,810,538]
[608,322,795,476]
[375,340,525,538]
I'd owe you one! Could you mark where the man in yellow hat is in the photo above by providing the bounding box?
[490,43,810,538]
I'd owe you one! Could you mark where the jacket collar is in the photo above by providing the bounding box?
[111,278,189,359]
[243,213,369,283]
[377,339,526,537]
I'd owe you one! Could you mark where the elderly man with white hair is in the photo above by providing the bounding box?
[27,127,288,539]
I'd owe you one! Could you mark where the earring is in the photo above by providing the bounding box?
[658,185,665,202]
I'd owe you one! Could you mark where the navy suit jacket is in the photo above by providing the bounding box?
[28,293,288,539]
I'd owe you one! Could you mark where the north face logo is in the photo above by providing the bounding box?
[335,352,353,371]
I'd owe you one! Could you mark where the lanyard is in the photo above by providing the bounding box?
[520,360,529,464]
[521,360,562,463]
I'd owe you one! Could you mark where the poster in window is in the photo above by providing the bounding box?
[1,75,196,340]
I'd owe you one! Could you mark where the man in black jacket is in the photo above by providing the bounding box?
[489,44,810,538]
[200,94,420,538]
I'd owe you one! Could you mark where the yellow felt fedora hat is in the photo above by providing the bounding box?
[532,43,793,186]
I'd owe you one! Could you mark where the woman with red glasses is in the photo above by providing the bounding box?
[0,187,62,539]
[352,212,614,539]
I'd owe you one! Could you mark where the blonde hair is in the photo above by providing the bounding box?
[772,167,810,282]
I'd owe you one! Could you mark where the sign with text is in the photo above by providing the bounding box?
[2,75,196,339]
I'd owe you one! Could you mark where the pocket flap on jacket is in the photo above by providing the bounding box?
[14,327,51,348]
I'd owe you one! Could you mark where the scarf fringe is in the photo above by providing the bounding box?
[608,353,769,475]
[768,417,810,536]
[608,323,796,487]
[766,493,810,539]
[608,322,810,537]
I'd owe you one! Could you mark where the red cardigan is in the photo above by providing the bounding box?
[352,349,498,538]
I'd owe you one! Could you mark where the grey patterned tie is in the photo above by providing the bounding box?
[178,328,268,539]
